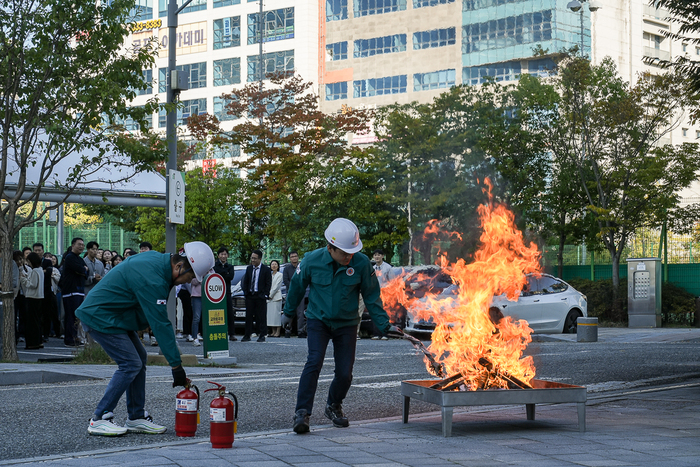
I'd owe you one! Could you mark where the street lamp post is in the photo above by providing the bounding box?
[566,0,601,58]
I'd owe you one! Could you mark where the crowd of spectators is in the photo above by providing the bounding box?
[4,241,393,350]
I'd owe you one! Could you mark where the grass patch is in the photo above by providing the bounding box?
[71,343,114,364]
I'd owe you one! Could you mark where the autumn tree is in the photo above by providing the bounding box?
[0,0,165,360]
[187,73,374,260]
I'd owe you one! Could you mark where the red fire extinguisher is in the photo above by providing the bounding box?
[205,381,238,449]
[175,380,200,437]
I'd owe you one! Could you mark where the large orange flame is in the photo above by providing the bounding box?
[382,179,541,389]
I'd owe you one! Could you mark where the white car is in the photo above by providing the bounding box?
[402,271,588,335]
[491,273,588,334]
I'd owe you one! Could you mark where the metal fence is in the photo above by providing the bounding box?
[13,219,141,257]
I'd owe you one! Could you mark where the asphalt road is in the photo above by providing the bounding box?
[2,334,700,462]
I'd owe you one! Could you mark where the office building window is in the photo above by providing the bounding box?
[157,100,207,128]
[354,34,406,58]
[528,58,554,77]
[697,130,700,139]
[327,42,348,60]
[209,141,241,159]
[182,62,207,89]
[325,82,348,100]
[248,7,294,44]
[130,0,153,21]
[182,136,208,160]
[182,0,206,14]
[159,0,205,16]
[413,28,455,49]
[414,69,455,91]
[214,58,241,86]
[682,128,688,137]
[213,16,241,49]
[159,64,206,91]
[247,50,294,82]
[414,0,453,7]
[214,0,240,7]
[353,75,407,97]
[327,0,348,21]
[463,61,521,85]
[462,10,552,54]
[179,99,207,126]
[463,0,522,11]
[696,47,700,55]
[682,43,687,52]
[214,96,238,121]
[354,0,406,17]
[135,69,153,96]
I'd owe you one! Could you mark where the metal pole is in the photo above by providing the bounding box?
[166,0,178,257]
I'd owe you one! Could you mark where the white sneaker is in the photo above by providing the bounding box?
[124,412,166,434]
[193,338,201,347]
[381,336,388,340]
[150,336,158,346]
[176,332,183,339]
[186,335,194,342]
[197,333,203,340]
[88,412,127,436]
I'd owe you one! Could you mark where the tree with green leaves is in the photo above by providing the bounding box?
[547,57,700,317]
[0,0,164,361]
[133,166,247,255]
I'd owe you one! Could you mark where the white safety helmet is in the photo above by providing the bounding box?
[182,241,215,281]
[324,218,363,254]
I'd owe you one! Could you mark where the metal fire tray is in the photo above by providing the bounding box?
[401,379,587,437]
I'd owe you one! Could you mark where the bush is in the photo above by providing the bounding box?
[662,282,696,326]
[567,278,628,324]
[71,342,114,364]
[566,278,696,326]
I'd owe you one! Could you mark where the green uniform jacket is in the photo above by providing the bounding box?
[284,247,390,332]
[76,251,181,367]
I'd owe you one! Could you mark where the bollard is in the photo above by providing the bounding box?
[577,317,598,342]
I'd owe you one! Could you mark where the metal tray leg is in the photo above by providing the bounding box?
[526,403,535,421]
[441,407,453,437]
[403,396,410,424]
[577,402,586,433]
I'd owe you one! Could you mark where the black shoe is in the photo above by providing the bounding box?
[293,409,310,434]
[325,403,349,428]
[284,330,291,338]
[257,336,266,342]
[241,336,251,342]
[298,332,307,339]
[229,335,238,341]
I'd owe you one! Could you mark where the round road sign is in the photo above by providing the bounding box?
[204,274,226,304]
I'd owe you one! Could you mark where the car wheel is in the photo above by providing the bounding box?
[563,310,581,334]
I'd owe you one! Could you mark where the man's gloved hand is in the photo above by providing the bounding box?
[281,313,293,328]
[385,325,404,339]
[172,365,188,388]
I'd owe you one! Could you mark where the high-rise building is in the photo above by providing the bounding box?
[125,0,697,166]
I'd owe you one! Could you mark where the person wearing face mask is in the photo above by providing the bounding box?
[76,242,215,437]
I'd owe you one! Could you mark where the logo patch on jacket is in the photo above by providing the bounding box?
[346,267,354,276]
[157,299,167,305]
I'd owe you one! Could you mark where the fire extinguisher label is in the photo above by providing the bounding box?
[210,408,227,421]
[176,398,197,412]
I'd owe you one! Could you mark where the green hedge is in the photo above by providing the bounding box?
[566,278,696,326]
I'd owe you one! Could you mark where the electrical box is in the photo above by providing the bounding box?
[171,70,189,91]
[626,258,662,328]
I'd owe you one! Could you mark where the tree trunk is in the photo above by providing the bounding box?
[610,246,622,322]
[1,236,18,362]
[557,212,566,278]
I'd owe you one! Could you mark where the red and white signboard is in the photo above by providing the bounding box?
[204,273,226,304]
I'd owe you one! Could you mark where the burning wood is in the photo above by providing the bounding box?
[383,179,540,389]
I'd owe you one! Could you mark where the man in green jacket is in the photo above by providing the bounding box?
[76,241,215,436]
[283,218,400,434]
